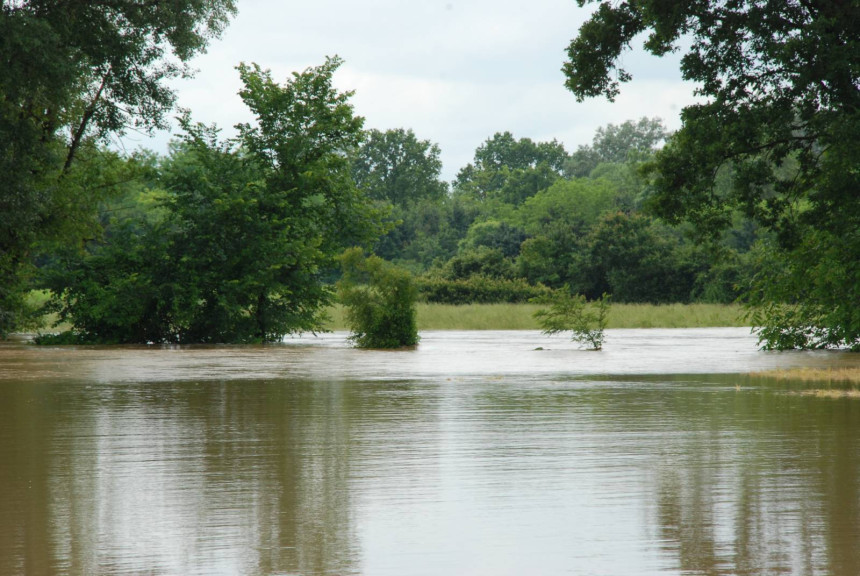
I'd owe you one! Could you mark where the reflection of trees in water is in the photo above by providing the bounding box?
[0,383,55,575]
[3,370,860,575]
[0,380,361,575]
[645,384,860,576]
[464,377,860,575]
[197,380,363,576]
[0,376,441,575]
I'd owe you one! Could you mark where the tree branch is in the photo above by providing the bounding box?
[63,71,110,173]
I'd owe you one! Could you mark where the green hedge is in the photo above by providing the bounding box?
[417,275,551,304]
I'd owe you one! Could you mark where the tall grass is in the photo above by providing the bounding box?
[323,302,747,331]
[606,303,747,329]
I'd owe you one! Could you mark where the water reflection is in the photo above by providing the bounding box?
[623,378,860,576]
[0,381,367,575]
[1,331,859,575]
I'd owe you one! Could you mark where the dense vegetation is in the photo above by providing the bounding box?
[39,58,384,343]
[358,120,758,309]
[33,115,761,344]
[0,0,237,336]
[337,248,419,349]
[2,1,857,350]
[564,0,859,350]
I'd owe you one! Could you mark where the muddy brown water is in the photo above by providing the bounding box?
[1,328,859,575]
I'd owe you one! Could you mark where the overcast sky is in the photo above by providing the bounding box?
[132,0,699,181]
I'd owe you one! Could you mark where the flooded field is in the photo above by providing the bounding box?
[1,328,859,575]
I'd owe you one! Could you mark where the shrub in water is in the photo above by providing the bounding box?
[338,248,419,349]
[532,286,611,350]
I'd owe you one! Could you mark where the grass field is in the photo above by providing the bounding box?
[323,302,748,331]
[26,289,747,334]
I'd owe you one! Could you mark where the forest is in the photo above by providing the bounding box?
[1,0,857,350]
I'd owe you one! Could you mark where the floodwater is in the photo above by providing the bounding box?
[1,328,859,575]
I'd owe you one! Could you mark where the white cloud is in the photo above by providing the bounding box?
[128,0,699,180]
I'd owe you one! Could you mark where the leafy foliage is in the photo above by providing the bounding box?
[533,288,611,350]
[338,248,419,349]
[433,246,517,281]
[0,0,236,336]
[564,0,860,349]
[565,117,667,177]
[455,132,568,204]
[458,221,527,260]
[417,276,551,305]
[352,128,447,206]
[574,212,697,303]
[42,58,383,343]
[748,233,860,351]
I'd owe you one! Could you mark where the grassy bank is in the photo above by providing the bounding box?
[323,302,747,331]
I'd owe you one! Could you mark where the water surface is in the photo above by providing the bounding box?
[1,329,859,575]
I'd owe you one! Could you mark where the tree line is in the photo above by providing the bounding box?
[1,0,857,350]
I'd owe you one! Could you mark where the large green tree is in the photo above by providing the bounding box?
[352,128,447,207]
[564,0,860,349]
[0,0,236,335]
[351,128,450,267]
[44,58,384,343]
[455,132,568,204]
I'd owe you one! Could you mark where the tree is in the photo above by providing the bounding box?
[43,58,385,343]
[517,178,617,235]
[563,1,860,349]
[352,128,447,206]
[235,56,385,279]
[0,0,237,336]
[459,220,527,259]
[454,132,568,203]
[533,287,610,350]
[434,246,517,281]
[350,128,450,268]
[565,117,668,177]
[574,212,695,303]
[338,248,419,349]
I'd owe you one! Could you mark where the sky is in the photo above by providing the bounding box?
[132,0,700,181]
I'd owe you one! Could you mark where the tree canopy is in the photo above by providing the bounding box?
[42,58,385,344]
[565,117,668,177]
[454,132,568,204]
[0,0,237,335]
[352,128,447,207]
[563,0,860,350]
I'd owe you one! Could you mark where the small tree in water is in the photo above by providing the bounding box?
[338,248,419,349]
[533,287,610,350]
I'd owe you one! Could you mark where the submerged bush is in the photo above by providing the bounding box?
[338,248,419,349]
[532,286,611,350]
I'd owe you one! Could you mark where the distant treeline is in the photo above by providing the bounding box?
[355,119,760,306]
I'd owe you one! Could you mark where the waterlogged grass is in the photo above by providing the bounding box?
[323,302,747,331]
[753,367,860,384]
[751,367,860,399]
[795,389,860,399]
